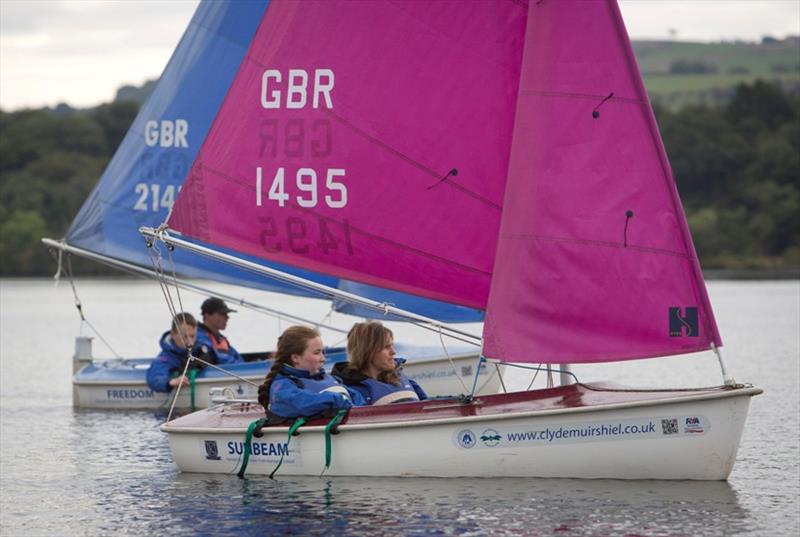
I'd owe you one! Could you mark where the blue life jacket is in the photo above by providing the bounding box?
[331,358,428,405]
[146,331,211,393]
[196,324,243,364]
[268,365,357,419]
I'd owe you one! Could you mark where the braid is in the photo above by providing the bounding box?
[257,361,285,413]
[257,325,321,413]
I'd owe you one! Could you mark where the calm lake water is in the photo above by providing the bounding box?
[1,278,798,536]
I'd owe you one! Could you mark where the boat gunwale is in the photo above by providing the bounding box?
[72,376,265,386]
[161,385,762,434]
[72,351,480,386]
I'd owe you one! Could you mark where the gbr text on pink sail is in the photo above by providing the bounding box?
[256,69,346,210]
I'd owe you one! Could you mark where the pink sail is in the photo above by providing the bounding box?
[169,0,527,309]
[482,0,722,363]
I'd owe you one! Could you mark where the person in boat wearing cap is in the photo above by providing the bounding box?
[147,312,211,393]
[196,297,243,365]
[257,325,362,420]
[332,321,427,405]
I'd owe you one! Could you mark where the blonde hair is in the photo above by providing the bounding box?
[257,326,321,412]
[171,312,196,331]
[346,321,399,385]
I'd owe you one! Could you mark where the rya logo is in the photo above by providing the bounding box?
[669,307,698,337]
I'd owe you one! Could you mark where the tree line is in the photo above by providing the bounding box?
[0,80,797,277]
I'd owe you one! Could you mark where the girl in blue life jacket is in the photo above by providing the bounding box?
[257,326,360,420]
[331,321,428,405]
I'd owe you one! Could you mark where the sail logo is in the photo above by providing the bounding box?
[456,429,477,449]
[669,307,698,337]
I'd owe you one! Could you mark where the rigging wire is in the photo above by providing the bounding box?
[146,238,193,422]
[44,239,347,333]
[61,251,122,359]
[437,326,470,393]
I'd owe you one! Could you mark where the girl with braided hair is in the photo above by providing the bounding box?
[257,326,360,420]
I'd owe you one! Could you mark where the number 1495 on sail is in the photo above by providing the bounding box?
[256,166,347,208]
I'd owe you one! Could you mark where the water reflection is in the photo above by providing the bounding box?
[150,474,749,536]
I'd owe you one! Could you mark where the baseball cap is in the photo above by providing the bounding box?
[201,297,237,315]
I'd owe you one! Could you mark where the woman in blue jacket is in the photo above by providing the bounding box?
[257,326,358,420]
[332,321,427,405]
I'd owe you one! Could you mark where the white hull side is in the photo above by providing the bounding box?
[73,377,261,410]
[165,389,757,480]
[73,353,494,410]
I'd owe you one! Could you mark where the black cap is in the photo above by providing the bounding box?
[201,297,236,315]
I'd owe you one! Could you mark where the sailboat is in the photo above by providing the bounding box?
[148,0,761,479]
[43,0,497,410]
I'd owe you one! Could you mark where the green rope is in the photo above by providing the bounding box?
[269,418,306,480]
[237,418,268,479]
[323,409,348,470]
[187,368,198,411]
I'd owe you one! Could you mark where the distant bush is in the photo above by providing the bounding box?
[670,59,720,75]
[727,66,750,75]
[771,64,792,74]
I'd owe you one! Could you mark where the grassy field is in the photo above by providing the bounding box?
[632,38,800,107]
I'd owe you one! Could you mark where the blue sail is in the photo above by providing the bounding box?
[62,0,483,321]
[64,0,330,294]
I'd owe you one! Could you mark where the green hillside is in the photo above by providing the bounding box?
[633,38,800,107]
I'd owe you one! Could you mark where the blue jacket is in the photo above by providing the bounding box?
[268,365,362,419]
[196,324,243,364]
[331,358,428,405]
[146,331,209,393]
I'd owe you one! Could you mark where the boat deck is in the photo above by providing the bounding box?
[165,383,760,431]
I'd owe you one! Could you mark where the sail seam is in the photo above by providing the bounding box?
[501,233,692,259]
[520,90,644,105]
[194,164,494,278]
[322,109,502,211]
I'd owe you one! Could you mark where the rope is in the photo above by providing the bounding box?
[321,409,347,475]
[525,363,543,390]
[467,356,487,400]
[237,417,269,479]
[269,418,306,479]
[165,348,194,423]
[438,327,470,393]
[147,237,193,423]
[63,253,122,359]
[495,362,508,393]
[488,360,582,385]
[188,368,198,412]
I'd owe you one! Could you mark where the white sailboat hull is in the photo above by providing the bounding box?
[163,384,761,480]
[72,352,496,410]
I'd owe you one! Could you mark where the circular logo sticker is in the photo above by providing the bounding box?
[456,429,476,449]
